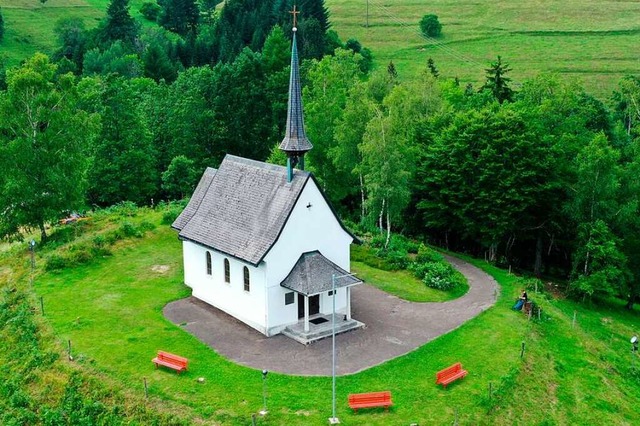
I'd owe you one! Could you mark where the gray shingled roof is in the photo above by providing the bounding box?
[279,30,313,154]
[172,167,217,231]
[280,251,362,296]
[173,155,310,266]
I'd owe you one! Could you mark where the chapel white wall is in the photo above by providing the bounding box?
[182,241,268,334]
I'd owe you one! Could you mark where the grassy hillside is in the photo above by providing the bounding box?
[1,1,638,97]
[0,0,148,66]
[326,0,640,97]
[1,205,639,424]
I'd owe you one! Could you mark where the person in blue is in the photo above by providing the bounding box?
[513,289,528,311]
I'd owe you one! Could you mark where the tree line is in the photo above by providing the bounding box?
[1,0,639,309]
[300,54,640,309]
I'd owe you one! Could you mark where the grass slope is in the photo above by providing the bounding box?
[326,0,640,98]
[0,207,634,424]
[0,0,149,66]
[1,1,638,97]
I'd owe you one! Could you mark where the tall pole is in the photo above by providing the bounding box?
[260,369,268,415]
[29,239,36,270]
[329,274,339,424]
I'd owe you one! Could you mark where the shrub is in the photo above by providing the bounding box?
[422,262,456,291]
[45,254,68,271]
[105,201,138,218]
[47,225,82,248]
[138,221,156,232]
[119,222,142,238]
[351,244,396,271]
[68,246,93,265]
[140,1,161,21]
[514,276,544,294]
[387,234,411,254]
[420,14,442,38]
[370,233,386,249]
[103,229,124,245]
[379,248,409,270]
[161,206,182,225]
[416,243,444,263]
[406,240,421,254]
[92,235,107,248]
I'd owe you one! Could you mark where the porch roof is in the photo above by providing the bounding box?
[280,251,362,296]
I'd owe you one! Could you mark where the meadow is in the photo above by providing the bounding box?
[0,0,146,65]
[1,0,638,97]
[1,205,639,424]
[325,0,640,98]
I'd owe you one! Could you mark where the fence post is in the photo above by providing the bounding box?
[520,341,525,359]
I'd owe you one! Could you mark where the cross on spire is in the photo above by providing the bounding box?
[289,5,300,28]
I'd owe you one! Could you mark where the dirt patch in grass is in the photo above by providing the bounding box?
[151,265,170,274]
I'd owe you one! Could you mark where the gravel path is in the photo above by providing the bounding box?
[164,255,498,376]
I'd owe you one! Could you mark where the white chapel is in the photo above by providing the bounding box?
[172,25,363,343]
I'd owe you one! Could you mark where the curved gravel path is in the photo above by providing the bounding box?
[164,255,498,376]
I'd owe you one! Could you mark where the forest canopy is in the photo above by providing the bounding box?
[0,0,639,308]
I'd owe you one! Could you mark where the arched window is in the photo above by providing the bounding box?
[206,252,212,275]
[224,258,230,283]
[243,267,250,292]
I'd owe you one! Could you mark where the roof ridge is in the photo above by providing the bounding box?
[225,154,311,175]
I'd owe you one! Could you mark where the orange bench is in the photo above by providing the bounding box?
[348,391,393,413]
[436,362,468,388]
[152,351,188,374]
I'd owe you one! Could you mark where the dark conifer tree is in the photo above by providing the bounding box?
[88,77,158,206]
[387,60,398,80]
[427,57,439,78]
[159,0,200,36]
[481,56,514,104]
[100,0,139,46]
[144,43,177,83]
[53,18,87,73]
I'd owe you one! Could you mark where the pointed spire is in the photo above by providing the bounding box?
[280,8,312,181]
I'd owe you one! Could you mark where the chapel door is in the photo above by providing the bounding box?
[309,295,320,316]
[297,294,320,319]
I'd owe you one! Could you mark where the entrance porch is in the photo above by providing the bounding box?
[280,251,365,344]
[282,313,364,345]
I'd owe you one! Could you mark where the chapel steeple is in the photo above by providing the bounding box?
[279,5,312,183]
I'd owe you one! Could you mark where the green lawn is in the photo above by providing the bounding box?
[351,260,466,302]
[14,207,637,424]
[325,0,640,98]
